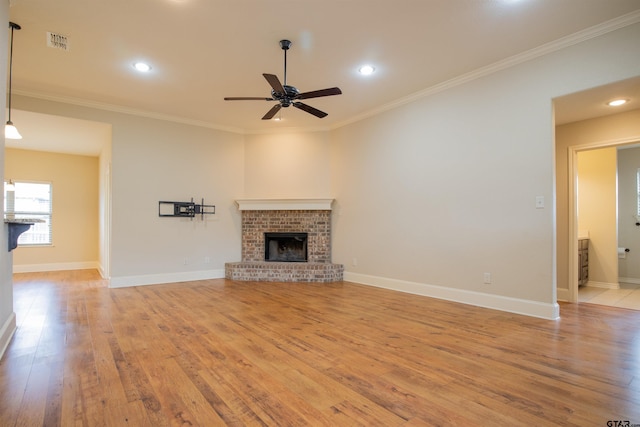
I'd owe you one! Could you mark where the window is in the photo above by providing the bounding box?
[4,181,52,245]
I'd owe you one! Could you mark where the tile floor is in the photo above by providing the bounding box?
[578,282,640,310]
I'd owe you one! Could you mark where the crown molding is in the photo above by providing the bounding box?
[14,89,337,136]
[330,10,640,131]
[13,89,246,134]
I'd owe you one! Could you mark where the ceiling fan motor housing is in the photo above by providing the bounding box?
[272,85,299,107]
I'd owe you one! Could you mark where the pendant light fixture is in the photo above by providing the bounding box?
[5,22,22,140]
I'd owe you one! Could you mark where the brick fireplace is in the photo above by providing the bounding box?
[225,199,344,282]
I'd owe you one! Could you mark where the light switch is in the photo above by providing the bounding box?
[535,196,545,209]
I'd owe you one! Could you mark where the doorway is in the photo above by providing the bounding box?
[565,140,640,310]
[4,109,112,278]
[573,145,640,309]
[553,76,640,308]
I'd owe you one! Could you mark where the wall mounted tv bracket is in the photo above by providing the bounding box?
[158,198,215,220]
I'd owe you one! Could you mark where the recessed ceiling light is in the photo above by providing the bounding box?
[133,62,152,72]
[358,65,375,75]
[607,99,628,107]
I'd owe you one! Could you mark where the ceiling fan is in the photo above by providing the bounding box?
[224,39,342,120]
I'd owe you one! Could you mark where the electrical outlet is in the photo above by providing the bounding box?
[204,256,211,264]
[483,272,491,284]
[183,257,188,265]
[352,258,358,266]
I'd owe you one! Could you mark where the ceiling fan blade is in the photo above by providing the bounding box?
[263,73,285,95]
[224,97,273,101]
[293,102,328,118]
[262,104,282,120]
[297,87,342,100]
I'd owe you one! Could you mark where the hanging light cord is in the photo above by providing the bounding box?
[7,22,21,124]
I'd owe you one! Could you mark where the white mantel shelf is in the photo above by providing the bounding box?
[235,199,334,211]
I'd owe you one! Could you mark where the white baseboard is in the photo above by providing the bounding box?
[0,312,17,360]
[13,261,100,273]
[110,269,226,288]
[97,264,108,280]
[619,277,640,285]
[344,272,560,320]
[585,281,620,289]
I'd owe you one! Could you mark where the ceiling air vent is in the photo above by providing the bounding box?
[46,32,70,51]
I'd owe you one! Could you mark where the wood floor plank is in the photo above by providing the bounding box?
[2,270,640,426]
[13,362,50,426]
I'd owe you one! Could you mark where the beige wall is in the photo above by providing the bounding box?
[5,148,99,270]
[555,109,640,300]
[244,131,330,199]
[577,148,618,286]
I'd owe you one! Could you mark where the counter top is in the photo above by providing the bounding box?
[4,218,45,224]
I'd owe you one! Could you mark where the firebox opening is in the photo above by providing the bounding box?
[265,232,308,262]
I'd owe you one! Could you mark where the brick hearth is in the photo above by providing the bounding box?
[225,261,344,283]
[225,199,344,282]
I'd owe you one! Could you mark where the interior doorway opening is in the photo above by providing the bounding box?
[559,129,640,308]
[4,109,112,279]
[553,76,640,310]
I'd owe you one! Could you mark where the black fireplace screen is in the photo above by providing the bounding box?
[264,232,308,262]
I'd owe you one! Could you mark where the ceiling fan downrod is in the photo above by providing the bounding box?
[280,39,291,86]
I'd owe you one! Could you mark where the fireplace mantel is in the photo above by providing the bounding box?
[235,198,334,211]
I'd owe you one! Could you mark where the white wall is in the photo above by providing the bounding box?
[109,116,244,284]
[98,134,112,277]
[330,23,640,319]
[1,1,16,359]
[618,146,640,283]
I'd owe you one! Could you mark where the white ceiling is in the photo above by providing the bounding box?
[553,76,640,125]
[5,0,640,156]
[7,110,111,156]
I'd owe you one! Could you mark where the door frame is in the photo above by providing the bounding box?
[567,136,640,302]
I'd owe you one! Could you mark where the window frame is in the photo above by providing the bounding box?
[4,180,53,246]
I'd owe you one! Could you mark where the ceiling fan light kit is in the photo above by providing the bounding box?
[224,39,342,120]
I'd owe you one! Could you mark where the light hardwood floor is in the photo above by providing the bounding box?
[1,270,639,426]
